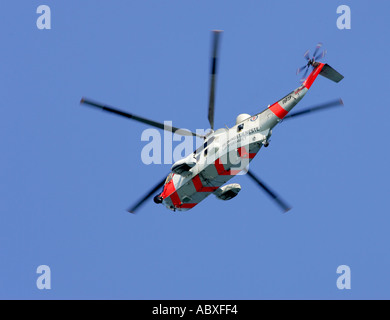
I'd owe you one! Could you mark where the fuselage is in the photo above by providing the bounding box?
[159,63,324,211]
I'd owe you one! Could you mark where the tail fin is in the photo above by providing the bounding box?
[319,64,344,83]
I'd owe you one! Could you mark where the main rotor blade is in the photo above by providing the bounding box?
[80,98,204,138]
[283,99,344,120]
[127,177,167,214]
[208,30,223,130]
[245,170,291,213]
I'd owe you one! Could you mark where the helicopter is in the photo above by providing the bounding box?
[80,31,344,214]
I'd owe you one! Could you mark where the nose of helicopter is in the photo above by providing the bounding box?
[153,194,163,204]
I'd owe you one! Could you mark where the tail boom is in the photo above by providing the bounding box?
[304,62,344,88]
[268,62,343,121]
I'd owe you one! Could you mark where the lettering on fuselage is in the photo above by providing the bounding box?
[281,91,300,105]
[282,94,293,104]
[224,126,261,149]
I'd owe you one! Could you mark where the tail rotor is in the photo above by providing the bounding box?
[296,43,327,82]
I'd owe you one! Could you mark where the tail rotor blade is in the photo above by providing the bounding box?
[245,170,291,213]
[300,66,310,82]
[208,30,223,130]
[127,177,167,214]
[303,50,310,61]
[312,42,323,60]
[315,49,327,61]
[296,65,308,75]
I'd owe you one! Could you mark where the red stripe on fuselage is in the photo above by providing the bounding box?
[192,175,219,192]
[161,177,181,207]
[215,146,257,176]
[161,176,175,199]
[179,203,197,209]
[169,191,182,208]
[304,63,325,89]
[269,102,288,119]
[237,146,256,159]
[215,158,242,176]
[161,174,199,210]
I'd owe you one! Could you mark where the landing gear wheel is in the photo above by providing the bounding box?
[264,141,270,147]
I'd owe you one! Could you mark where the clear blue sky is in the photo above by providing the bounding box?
[1,0,389,299]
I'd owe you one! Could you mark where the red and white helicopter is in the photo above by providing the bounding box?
[81,31,344,213]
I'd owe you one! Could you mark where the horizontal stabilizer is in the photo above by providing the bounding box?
[319,64,344,83]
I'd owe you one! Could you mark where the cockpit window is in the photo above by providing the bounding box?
[165,173,173,184]
[237,124,244,132]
